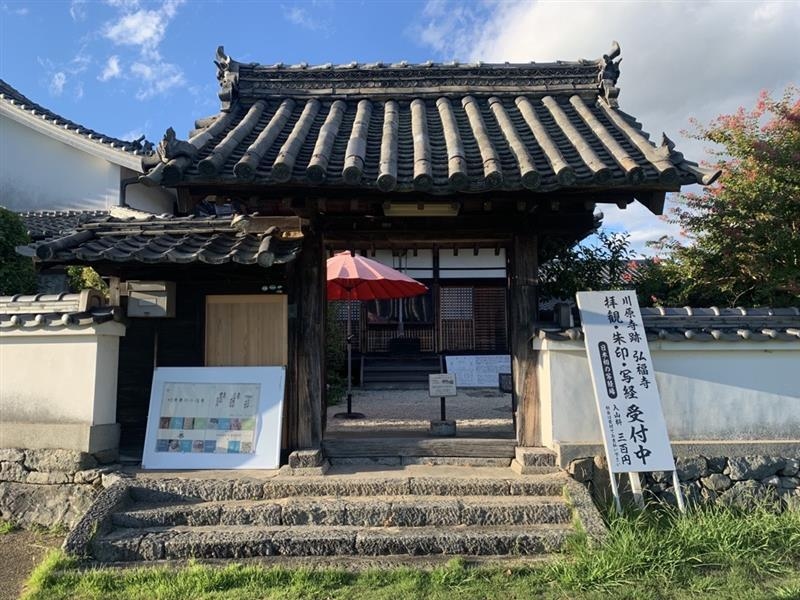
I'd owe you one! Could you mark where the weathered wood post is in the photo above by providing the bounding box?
[285,226,325,455]
[510,232,540,446]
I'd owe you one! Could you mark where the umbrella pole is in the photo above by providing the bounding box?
[334,293,365,419]
[346,298,352,410]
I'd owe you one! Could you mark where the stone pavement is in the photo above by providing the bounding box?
[325,387,514,437]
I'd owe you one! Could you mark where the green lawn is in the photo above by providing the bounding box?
[21,504,800,600]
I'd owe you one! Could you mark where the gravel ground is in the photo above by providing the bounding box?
[326,388,514,436]
[0,529,63,600]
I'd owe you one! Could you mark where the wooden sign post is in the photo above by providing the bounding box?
[429,373,457,436]
[577,291,685,513]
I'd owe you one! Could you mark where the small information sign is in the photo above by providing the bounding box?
[576,291,675,474]
[429,373,457,397]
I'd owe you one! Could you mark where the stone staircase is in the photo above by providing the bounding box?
[360,354,443,389]
[65,465,605,563]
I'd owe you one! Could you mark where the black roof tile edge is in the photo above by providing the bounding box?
[0,79,154,155]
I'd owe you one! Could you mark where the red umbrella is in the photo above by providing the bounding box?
[327,251,428,301]
[326,251,428,418]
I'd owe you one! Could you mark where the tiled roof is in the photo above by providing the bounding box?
[18,210,109,242]
[16,212,302,267]
[542,307,800,343]
[141,44,719,199]
[0,79,153,156]
[0,291,121,330]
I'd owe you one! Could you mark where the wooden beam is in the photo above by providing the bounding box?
[285,228,325,451]
[510,233,540,446]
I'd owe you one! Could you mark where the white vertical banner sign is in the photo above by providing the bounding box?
[577,291,683,511]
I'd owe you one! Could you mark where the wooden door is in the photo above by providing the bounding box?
[205,295,288,366]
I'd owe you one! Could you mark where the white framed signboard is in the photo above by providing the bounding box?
[142,366,285,470]
[576,291,675,474]
[445,355,511,387]
[429,373,457,397]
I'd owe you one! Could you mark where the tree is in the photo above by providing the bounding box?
[650,87,800,307]
[0,208,37,296]
[538,230,637,302]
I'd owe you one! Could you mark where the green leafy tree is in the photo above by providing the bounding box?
[66,266,108,297]
[539,230,637,302]
[650,87,800,307]
[0,208,37,295]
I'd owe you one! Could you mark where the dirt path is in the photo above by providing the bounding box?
[0,529,63,600]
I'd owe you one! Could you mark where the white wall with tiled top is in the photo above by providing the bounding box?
[0,322,125,453]
[534,338,800,450]
[0,115,173,213]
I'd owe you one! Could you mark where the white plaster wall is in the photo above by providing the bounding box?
[0,116,172,213]
[535,339,800,445]
[120,166,175,214]
[350,249,506,279]
[440,248,506,279]
[0,324,124,426]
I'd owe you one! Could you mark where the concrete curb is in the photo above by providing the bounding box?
[62,480,132,557]
[563,477,607,547]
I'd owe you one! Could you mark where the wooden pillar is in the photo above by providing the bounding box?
[510,233,540,446]
[285,228,325,450]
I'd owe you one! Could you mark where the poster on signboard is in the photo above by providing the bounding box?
[576,291,675,474]
[445,355,511,387]
[142,366,285,470]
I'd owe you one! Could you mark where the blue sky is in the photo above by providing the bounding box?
[1,0,450,142]
[2,1,798,253]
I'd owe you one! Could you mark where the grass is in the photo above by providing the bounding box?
[0,519,18,534]
[20,503,800,600]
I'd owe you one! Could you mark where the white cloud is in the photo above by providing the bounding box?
[119,126,145,141]
[99,55,122,81]
[69,0,87,21]
[131,60,185,100]
[2,3,29,16]
[99,0,187,100]
[69,50,91,74]
[102,0,184,58]
[415,0,800,253]
[49,71,67,96]
[281,4,330,32]
[105,0,141,8]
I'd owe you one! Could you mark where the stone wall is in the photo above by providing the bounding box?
[568,454,800,511]
[0,448,122,528]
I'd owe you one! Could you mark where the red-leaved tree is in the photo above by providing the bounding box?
[647,87,800,307]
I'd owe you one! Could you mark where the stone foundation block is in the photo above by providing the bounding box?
[0,481,97,528]
[429,420,456,436]
[0,462,28,483]
[288,449,326,469]
[515,447,557,467]
[727,456,785,481]
[567,458,594,483]
[26,471,71,485]
[0,449,25,463]
[24,449,97,474]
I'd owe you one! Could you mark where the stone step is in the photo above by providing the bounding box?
[92,523,573,561]
[327,456,516,468]
[129,472,567,504]
[112,495,572,529]
[322,437,516,458]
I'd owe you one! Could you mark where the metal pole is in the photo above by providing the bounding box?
[628,472,645,509]
[440,396,446,421]
[609,471,623,515]
[673,470,687,512]
[347,296,352,410]
[334,292,365,419]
